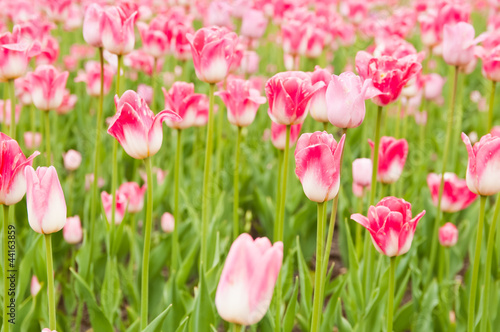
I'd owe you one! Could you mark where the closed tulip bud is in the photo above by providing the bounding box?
[423,74,446,101]
[241,9,267,40]
[215,233,283,326]
[137,84,153,105]
[161,212,175,233]
[119,182,146,213]
[240,51,260,75]
[308,66,331,123]
[476,46,500,82]
[216,78,266,127]
[439,222,458,247]
[186,27,239,84]
[352,182,364,198]
[462,133,500,196]
[30,275,41,297]
[162,82,206,129]
[28,65,69,111]
[295,132,345,202]
[25,166,67,234]
[0,134,39,205]
[83,3,104,48]
[266,71,324,125]
[101,191,127,224]
[442,22,476,67]
[137,21,170,59]
[351,197,425,257]
[326,72,381,128]
[108,90,181,159]
[24,132,42,150]
[75,61,114,97]
[100,6,137,55]
[63,149,82,171]
[427,173,477,213]
[369,136,409,184]
[271,122,302,150]
[352,158,372,188]
[63,216,83,244]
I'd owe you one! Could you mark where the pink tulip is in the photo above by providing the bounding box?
[0,134,39,205]
[25,166,67,234]
[205,0,233,28]
[55,90,77,115]
[137,84,153,105]
[15,76,33,106]
[162,82,206,129]
[351,197,426,257]
[173,23,193,61]
[108,90,181,160]
[369,136,409,184]
[63,216,83,244]
[240,51,260,75]
[28,65,69,111]
[85,173,104,191]
[119,182,146,213]
[101,191,127,224]
[62,149,82,171]
[186,27,239,84]
[427,172,477,213]
[423,73,446,100]
[355,51,422,106]
[271,122,302,150]
[326,71,381,128]
[352,158,372,188]
[241,9,268,40]
[418,12,440,47]
[476,46,500,82]
[30,275,41,297]
[439,222,458,247]
[442,22,476,67]
[0,25,41,80]
[308,66,331,123]
[137,21,169,59]
[0,100,21,126]
[462,133,500,196]
[305,28,326,59]
[352,183,364,198]
[266,71,324,125]
[161,212,175,233]
[414,111,428,126]
[295,132,345,202]
[281,20,308,57]
[75,61,114,97]
[100,6,137,55]
[36,36,59,66]
[42,0,71,23]
[24,132,42,150]
[216,78,266,127]
[215,233,283,325]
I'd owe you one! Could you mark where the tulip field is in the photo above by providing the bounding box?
[2,0,500,331]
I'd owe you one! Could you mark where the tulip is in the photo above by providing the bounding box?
[162,82,206,129]
[161,212,175,233]
[240,51,260,75]
[439,222,458,247]
[30,276,41,297]
[24,132,42,150]
[442,22,476,67]
[137,84,153,105]
[369,136,408,184]
[137,21,170,59]
[14,76,33,106]
[36,36,60,66]
[462,133,500,196]
[215,233,283,326]
[351,196,425,257]
[119,182,146,213]
[100,6,137,55]
[241,9,267,40]
[423,73,446,101]
[107,90,181,160]
[25,166,67,234]
[85,173,104,191]
[427,173,477,213]
[0,25,41,81]
[101,191,127,224]
[55,90,77,115]
[352,158,373,189]
[271,122,302,150]
[62,149,82,171]
[326,72,381,128]
[75,61,114,97]
[63,216,83,244]
[295,132,345,202]
[0,100,21,126]
[0,134,39,206]
[281,20,308,57]
[186,26,239,84]
[476,46,500,82]
[266,71,324,125]
[216,78,266,127]
[28,65,69,111]
[308,66,331,124]
[83,3,104,47]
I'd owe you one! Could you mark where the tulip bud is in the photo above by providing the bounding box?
[162,82,206,129]
[271,122,302,150]
[23,132,42,150]
[352,158,372,188]
[28,65,69,111]
[63,216,83,244]
[25,166,67,234]
[427,173,477,212]
[369,136,409,184]
[100,6,137,55]
[63,149,82,171]
[439,222,458,247]
[442,22,476,67]
[161,212,175,233]
[119,182,146,213]
[30,275,41,297]
[101,191,127,225]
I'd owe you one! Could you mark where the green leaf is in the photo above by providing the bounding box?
[415,280,439,332]
[295,236,313,318]
[283,277,299,332]
[102,257,122,322]
[142,304,172,332]
[175,316,190,332]
[189,267,215,332]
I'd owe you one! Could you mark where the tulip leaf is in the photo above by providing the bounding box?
[343,217,365,311]
[174,316,190,332]
[176,239,200,288]
[295,236,313,318]
[283,276,299,332]
[394,301,413,332]
[189,266,215,332]
[102,257,122,322]
[141,304,172,332]
[70,268,114,332]
[415,280,439,332]
[321,275,347,331]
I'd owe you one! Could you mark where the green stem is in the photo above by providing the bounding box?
[2,83,7,133]
[487,81,496,132]
[201,83,216,271]
[233,324,243,332]
[172,129,182,271]
[274,150,283,242]
[45,234,56,330]
[275,124,291,332]
[44,111,51,165]
[116,55,122,97]
[395,100,401,139]
[311,202,327,331]
[30,104,36,151]
[387,256,396,332]
[467,196,487,332]
[323,122,328,132]
[355,197,364,259]
[3,205,10,332]
[370,106,383,206]
[427,66,459,283]
[233,127,242,240]
[8,79,15,139]
[480,194,500,331]
[140,157,154,329]
[151,57,157,112]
